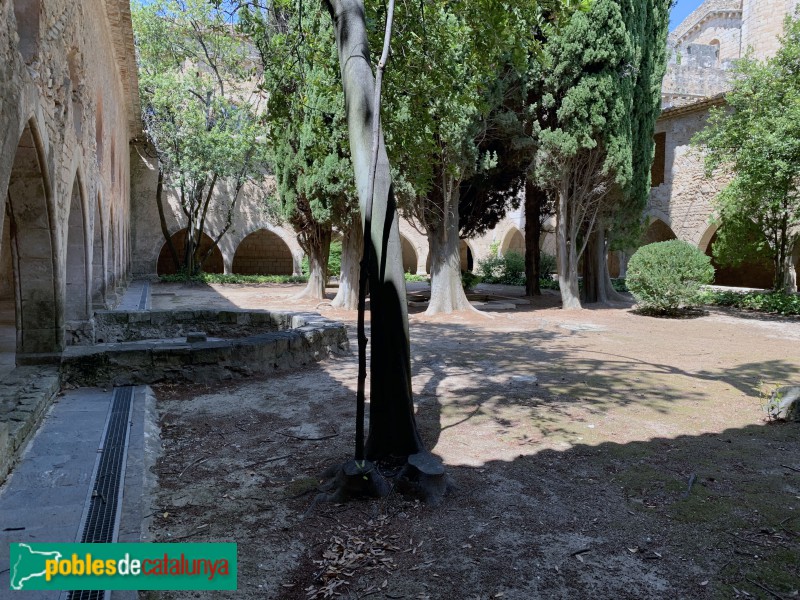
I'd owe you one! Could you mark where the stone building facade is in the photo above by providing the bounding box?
[644,0,800,287]
[0,0,138,363]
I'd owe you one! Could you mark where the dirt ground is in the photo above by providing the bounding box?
[146,281,800,599]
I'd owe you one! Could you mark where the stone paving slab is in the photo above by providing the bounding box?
[0,386,152,598]
[0,367,61,484]
[0,388,113,597]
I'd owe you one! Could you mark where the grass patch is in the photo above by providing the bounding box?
[160,272,308,284]
[718,548,800,599]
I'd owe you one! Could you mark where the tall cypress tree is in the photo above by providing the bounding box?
[535,0,670,308]
[246,6,360,302]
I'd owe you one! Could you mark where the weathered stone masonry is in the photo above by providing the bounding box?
[0,0,139,361]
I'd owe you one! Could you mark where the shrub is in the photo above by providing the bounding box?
[477,254,505,282]
[477,251,526,286]
[328,241,342,277]
[539,252,557,276]
[626,240,714,313]
[539,276,560,290]
[703,290,800,316]
[462,271,480,291]
[404,273,428,282]
[610,277,628,293]
[501,251,526,286]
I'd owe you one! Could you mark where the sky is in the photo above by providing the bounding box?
[670,0,707,31]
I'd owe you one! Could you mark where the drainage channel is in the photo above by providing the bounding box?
[138,281,149,311]
[67,386,135,600]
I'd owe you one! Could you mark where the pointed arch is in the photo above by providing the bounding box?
[500,227,525,256]
[704,223,775,288]
[91,191,106,307]
[64,168,90,321]
[4,119,61,358]
[641,219,677,245]
[698,222,720,254]
[157,228,224,275]
[460,239,474,273]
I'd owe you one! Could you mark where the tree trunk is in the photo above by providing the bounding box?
[556,185,581,309]
[581,230,601,304]
[524,179,543,296]
[784,240,798,294]
[155,167,180,273]
[184,228,197,275]
[601,244,629,303]
[426,228,472,315]
[295,225,332,300]
[581,228,627,305]
[332,217,363,309]
[618,250,630,278]
[425,184,472,315]
[326,0,424,461]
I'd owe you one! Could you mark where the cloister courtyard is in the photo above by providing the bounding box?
[141,280,799,599]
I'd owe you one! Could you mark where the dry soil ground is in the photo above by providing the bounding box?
[145,282,800,600]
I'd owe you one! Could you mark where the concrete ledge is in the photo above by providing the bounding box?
[0,366,61,485]
[62,311,350,386]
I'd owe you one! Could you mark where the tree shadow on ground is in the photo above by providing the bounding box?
[407,321,797,454]
[148,302,800,599]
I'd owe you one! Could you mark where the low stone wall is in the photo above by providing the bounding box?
[92,309,302,344]
[61,310,350,386]
[0,367,61,484]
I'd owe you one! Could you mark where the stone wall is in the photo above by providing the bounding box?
[647,100,729,249]
[0,0,139,362]
[93,308,296,343]
[62,310,350,386]
[741,0,800,60]
[662,62,731,106]
[129,145,304,277]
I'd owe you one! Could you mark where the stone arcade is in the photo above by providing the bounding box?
[1,0,137,364]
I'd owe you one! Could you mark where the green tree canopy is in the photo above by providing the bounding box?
[695,14,800,292]
[243,3,360,299]
[133,0,270,274]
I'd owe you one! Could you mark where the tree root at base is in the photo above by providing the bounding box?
[307,453,453,514]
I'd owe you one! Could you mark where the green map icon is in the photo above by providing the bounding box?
[10,543,63,590]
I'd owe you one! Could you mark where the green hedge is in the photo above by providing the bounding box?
[702,290,800,316]
[159,273,308,284]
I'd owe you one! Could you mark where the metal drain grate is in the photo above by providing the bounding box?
[68,386,134,600]
[138,281,149,310]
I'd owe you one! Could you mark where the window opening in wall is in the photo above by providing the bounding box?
[651,132,666,187]
[67,49,83,139]
[709,39,720,66]
[13,0,40,64]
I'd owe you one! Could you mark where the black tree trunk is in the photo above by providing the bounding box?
[524,179,544,296]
